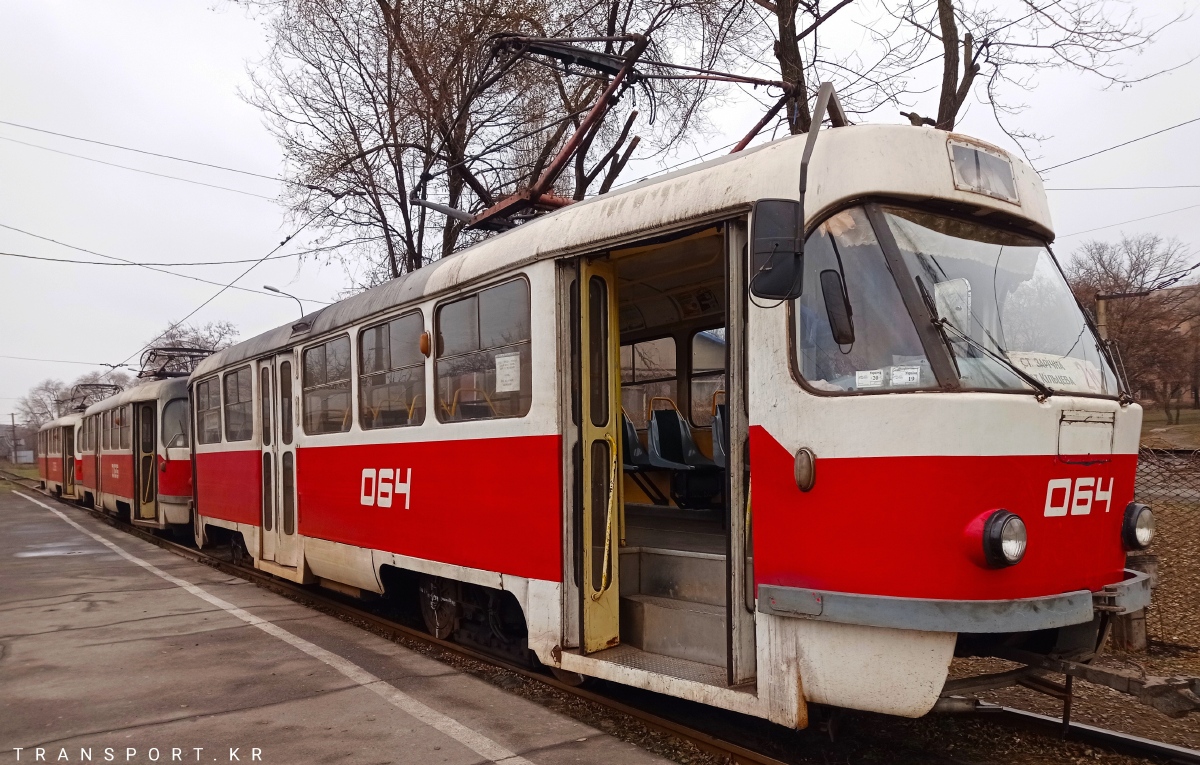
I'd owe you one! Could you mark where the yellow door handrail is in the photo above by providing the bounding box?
[591,433,620,601]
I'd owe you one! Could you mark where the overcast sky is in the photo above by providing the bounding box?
[2,0,1198,421]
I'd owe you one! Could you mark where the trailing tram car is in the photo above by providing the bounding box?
[186,118,1155,728]
[77,378,193,529]
[37,414,82,500]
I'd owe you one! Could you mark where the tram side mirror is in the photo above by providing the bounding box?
[750,199,803,300]
[819,270,855,345]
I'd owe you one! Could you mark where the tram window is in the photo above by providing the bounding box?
[435,278,532,422]
[792,207,934,394]
[280,361,294,444]
[118,406,131,450]
[588,277,610,428]
[359,311,425,429]
[162,399,190,450]
[101,412,109,450]
[690,328,726,426]
[224,367,254,442]
[260,367,272,446]
[195,378,222,444]
[303,336,352,434]
[620,336,677,430]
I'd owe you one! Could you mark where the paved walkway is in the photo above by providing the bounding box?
[0,487,667,765]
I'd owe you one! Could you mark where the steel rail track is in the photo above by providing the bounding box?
[6,469,1200,765]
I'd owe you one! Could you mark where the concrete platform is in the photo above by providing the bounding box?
[0,487,670,765]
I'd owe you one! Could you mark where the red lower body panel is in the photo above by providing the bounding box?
[158,455,192,498]
[99,453,135,500]
[297,435,563,583]
[750,426,1134,602]
[196,450,261,525]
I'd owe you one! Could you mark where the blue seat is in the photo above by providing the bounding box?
[649,408,716,470]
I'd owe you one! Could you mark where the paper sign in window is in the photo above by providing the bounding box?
[855,369,883,388]
[891,366,921,386]
[495,352,521,393]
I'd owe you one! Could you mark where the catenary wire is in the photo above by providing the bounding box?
[0,118,284,182]
[112,200,339,370]
[1057,203,1200,238]
[0,354,135,370]
[0,135,278,201]
[1047,185,1200,191]
[0,223,330,304]
[1041,116,1200,173]
[0,248,320,267]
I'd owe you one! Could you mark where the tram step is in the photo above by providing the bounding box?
[620,547,726,607]
[619,594,725,668]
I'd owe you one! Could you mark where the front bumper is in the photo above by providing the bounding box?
[758,568,1152,634]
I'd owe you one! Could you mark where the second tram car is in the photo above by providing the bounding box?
[78,377,192,528]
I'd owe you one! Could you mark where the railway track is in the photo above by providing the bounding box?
[5,469,1199,765]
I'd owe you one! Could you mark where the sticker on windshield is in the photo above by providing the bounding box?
[891,366,922,386]
[1006,352,1103,394]
[856,369,884,388]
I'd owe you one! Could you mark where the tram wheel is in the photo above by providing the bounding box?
[418,575,461,640]
[549,667,588,687]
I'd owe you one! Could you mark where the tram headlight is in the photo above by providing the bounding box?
[1122,503,1155,550]
[983,510,1026,568]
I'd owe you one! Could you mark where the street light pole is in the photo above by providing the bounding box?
[264,285,306,320]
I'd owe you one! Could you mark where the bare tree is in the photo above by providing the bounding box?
[245,0,754,285]
[729,0,1181,148]
[16,380,70,428]
[1066,234,1200,422]
[154,320,240,352]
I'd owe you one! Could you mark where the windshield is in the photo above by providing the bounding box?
[883,207,1119,397]
[793,206,937,393]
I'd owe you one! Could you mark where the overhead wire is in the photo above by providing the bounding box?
[0,354,136,370]
[0,118,284,182]
[1057,203,1200,238]
[0,222,331,304]
[1047,185,1200,191]
[111,199,339,371]
[0,135,279,201]
[0,248,318,267]
[1040,116,1200,173]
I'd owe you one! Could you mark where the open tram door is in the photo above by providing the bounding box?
[579,258,623,652]
[564,222,755,686]
[259,354,301,571]
[134,403,157,520]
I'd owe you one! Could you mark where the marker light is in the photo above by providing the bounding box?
[1122,503,1155,550]
[983,510,1027,567]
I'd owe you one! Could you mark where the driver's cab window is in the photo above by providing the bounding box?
[793,206,934,393]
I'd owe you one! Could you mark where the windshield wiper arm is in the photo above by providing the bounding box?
[936,319,1054,401]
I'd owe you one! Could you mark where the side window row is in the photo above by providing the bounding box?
[194,277,533,444]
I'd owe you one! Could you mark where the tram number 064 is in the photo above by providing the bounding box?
[360,468,413,510]
[1044,477,1113,517]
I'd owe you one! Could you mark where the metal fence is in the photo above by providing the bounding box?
[1133,448,1199,652]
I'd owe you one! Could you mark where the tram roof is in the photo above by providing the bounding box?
[40,413,82,431]
[194,124,1051,379]
[83,377,189,417]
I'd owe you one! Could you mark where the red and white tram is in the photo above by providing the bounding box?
[75,378,192,528]
[37,414,82,500]
[51,116,1149,727]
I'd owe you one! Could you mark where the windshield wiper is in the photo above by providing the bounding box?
[912,275,1052,400]
[935,318,1053,401]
